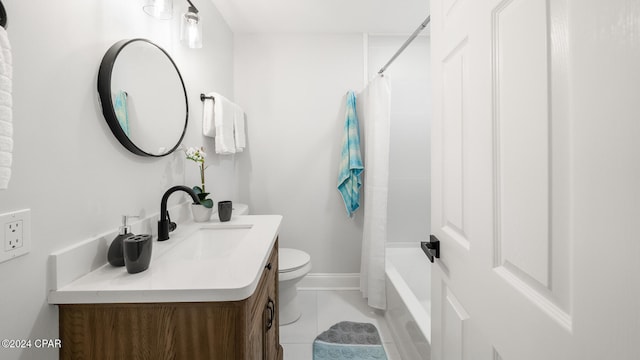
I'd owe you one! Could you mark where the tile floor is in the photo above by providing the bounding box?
[279,290,401,360]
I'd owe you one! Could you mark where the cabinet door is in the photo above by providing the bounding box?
[263,246,282,360]
[248,268,270,359]
[263,294,277,360]
[247,312,264,360]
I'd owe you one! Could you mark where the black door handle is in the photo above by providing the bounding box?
[421,235,440,263]
[266,297,275,331]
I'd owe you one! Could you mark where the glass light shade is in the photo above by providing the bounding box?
[180,11,203,49]
[143,0,173,20]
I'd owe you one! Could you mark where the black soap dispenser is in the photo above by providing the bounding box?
[107,215,137,267]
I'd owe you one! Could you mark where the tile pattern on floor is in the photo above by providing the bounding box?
[280,290,401,360]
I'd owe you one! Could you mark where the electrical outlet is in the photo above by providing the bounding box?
[4,220,23,251]
[0,209,31,264]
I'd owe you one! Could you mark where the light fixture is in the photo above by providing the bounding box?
[143,0,203,49]
[180,1,202,49]
[142,0,173,20]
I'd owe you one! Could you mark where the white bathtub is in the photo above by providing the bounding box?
[385,245,431,360]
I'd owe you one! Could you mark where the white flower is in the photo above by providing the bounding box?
[186,146,205,163]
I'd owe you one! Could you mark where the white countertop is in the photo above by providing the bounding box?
[48,215,282,304]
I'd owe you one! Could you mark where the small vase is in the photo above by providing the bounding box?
[191,204,213,222]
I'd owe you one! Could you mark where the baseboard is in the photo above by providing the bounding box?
[297,273,360,290]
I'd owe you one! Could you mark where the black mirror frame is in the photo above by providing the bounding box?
[97,38,189,157]
[0,1,7,29]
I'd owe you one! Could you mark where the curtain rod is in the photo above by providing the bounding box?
[378,15,431,75]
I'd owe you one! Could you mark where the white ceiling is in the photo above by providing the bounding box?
[209,0,430,34]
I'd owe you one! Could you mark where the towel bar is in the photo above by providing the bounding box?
[200,93,215,102]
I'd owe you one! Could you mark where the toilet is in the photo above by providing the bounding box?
[231,203,249,216]
[234,203,312,325]
[278,248,312,325]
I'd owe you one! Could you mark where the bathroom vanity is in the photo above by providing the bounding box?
[49,215,283,360]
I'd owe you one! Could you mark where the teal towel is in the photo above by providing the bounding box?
[337,91,364,217]
[114,90,129,136]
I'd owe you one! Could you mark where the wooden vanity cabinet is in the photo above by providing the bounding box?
[58,241,283,360]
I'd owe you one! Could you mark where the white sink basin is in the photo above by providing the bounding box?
[169,225,253,260]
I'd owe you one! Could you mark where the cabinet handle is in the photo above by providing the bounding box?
[266,297,275,331]
[265,262,272,270]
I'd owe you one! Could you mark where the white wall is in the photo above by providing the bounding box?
[234,34,365,273]
[234,34,431,274]
[0,0,234,359]
[367,36,431,243]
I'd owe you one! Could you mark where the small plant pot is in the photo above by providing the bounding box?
[191,204,213,222]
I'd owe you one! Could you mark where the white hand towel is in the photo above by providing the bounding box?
[212,93,236,154]
[202,92,216,137]
[233,103,246,152]
[0,134,12,153]
[0,27,12,190]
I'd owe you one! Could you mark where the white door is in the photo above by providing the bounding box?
[430,0,640,359]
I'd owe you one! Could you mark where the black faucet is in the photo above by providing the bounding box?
[158,185,201,241]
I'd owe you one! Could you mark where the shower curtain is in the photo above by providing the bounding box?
[359,74,391,310]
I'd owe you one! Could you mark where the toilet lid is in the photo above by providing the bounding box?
[279,248,311,273]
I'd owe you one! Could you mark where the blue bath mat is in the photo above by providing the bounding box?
[313,321,388,360]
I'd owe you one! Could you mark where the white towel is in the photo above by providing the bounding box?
[0,27,12,190]
[202,92,216,137]
[212,93,236,154]
[233,103,246,152]
[202,92,246,154]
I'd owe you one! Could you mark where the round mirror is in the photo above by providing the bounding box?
[98,39,188,157]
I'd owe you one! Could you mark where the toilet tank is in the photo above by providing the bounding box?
[233,203,249,215]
